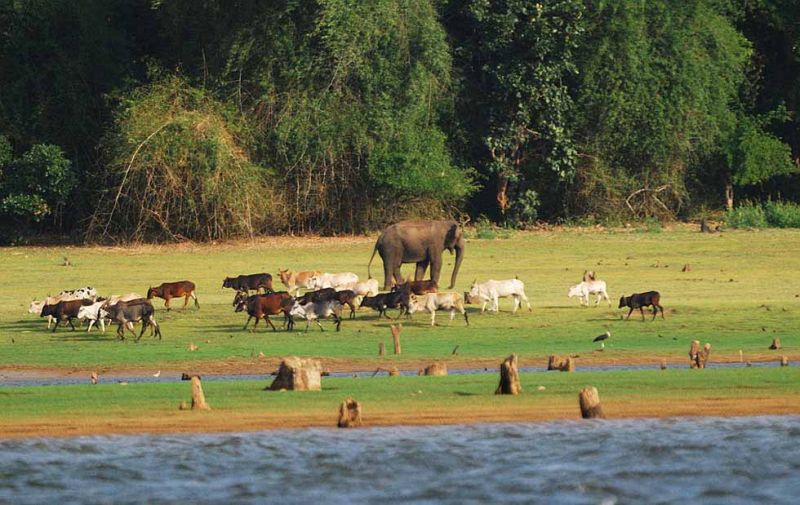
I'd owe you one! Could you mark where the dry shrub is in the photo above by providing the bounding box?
[87,76,286,242]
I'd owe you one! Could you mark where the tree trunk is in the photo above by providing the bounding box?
[390,324,402,355]
[496,354,521,395]
[579,387,605,419]
[337,397,362,428]
[191,376,211,410]
[725,182,734,211]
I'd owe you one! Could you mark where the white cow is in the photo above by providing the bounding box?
[409,292,469,327]
[568,280,611,307]
[77,293,143,332]
[289,300,343,332]
[308,272,359,290]
[58,286,98,301]
[467,278,532,313]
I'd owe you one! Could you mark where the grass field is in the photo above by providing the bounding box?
[2,367,798,437]
[0,228,798,373]
[2,228,799,436]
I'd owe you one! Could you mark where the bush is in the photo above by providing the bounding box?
[763,201,800,228]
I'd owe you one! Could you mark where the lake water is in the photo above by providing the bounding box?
[1,416,798,504]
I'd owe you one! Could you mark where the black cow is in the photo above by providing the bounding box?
[104,299,162,341]
[41,299,94,332]
[296,288,358,319]
[619,291,664,321]
[222,273,273,294]
[359,291,410,319]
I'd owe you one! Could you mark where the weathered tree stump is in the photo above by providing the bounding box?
[178,401,189,410]
[378,342,385,356]
[781,356,789,367]
[267,356,322,391]
[422,362,448,376]
[191,376,211,410]
[90,372,98,385]
[452,345,460,355]
[390,324,402,355]
[689,341,712,369]
[496,354,522,395]
[547,355,575,372]
[388,367,400,377]
[660,359,667,370]
[579,386,605,419]
[770,338,782,350]
[337,397,362,428]
[681,264,691,272]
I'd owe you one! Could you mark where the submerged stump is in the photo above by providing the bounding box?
[496,354,522,395]
[689,341,711,369]
[422,362,448,376]
[579,387,605,419]
[337,397,362,428]
[267,356,322,391]
[547,355,575,372]
[660,359,667,370]
[781,356,789,367]
[770,338,782,350]
[191,376,211,410]
[90,372,98,385]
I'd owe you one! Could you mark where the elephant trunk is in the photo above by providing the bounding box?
[449,237,465,289]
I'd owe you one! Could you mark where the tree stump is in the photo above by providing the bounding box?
[547,355,574,372]
[660,359,667,370]
[337,397,362,428]
[496,354,522,395]
[388,367,400,377]
[178,401,189,410]
[681,264,691,272]
[422,362,448,376]
[191,376,211,410]
[378,342,385,356]
[689,341,711,369]
[267,356,322,391]
[579,387,605,419]
[781,356,789,367]
[90,372,98,385]
[770,338,782,350]
[390,324,402,355]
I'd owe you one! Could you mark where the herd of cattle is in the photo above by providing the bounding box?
[27,270,664,341]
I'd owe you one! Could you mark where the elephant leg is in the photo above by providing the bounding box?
[392,265,404,286]
[429,256,443,284]
[414,260,429,282]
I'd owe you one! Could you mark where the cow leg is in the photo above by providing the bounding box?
[625,307,634,320]
[87,319,94,332]
[659,304,665,319]
[316,319,325,332]
[251,317,260,332]
[52,318,60,332]
[348,302,356,319]
[449,309,456,322]
[265,316,277,332]
[243,315,253,331]
[520,292,532,312]
[165,297,171,311]
[381,306,391,319]
[481,300,488,313]
[640,307,645,321]
[463,308,469,326]
[116,323,125,341]
[333,313,341,332]
[430,310,436,327]
[511,296,520,314]
[68,317,76,331]
[183,294,190,308]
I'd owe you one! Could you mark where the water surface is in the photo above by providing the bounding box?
[1,416,798,504]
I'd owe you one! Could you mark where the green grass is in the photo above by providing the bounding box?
[1,229,799,370]
[2,367,797,421]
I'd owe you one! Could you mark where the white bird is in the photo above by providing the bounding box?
[153,370,161,378]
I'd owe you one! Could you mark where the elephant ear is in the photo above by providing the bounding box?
[444,222,459,249]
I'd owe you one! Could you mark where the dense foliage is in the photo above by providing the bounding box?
[0,0,798,241]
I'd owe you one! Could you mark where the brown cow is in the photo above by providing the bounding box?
[278,269,321,295]
[41,299,95,332]
[391,280,439,296]
[147,281,199,310]
[235,292,295,331]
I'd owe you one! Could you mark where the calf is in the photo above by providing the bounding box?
[296,288,358,319]
[391,280,439,295]
[235,292,295,332]
[409,292,469,327]
[77,301,110,333]
[222,273,273,294]
[568,280,611,307]
[147,280,199,310]
[466,278,531,313]
[30,294,81,328]
[290,300,343,332]
[619,291,664,321]
[278,269,321,295]
[359,291,410,319]
[103,299,161,341]
[308,272,359,290]
[41,299,95,332]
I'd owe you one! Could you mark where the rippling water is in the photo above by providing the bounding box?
[1,416,798,504]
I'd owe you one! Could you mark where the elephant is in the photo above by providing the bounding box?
[368,220,465,290]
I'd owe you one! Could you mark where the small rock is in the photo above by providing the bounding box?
[537,386,546,391]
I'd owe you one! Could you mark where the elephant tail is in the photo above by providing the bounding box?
[367,240,380,279]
